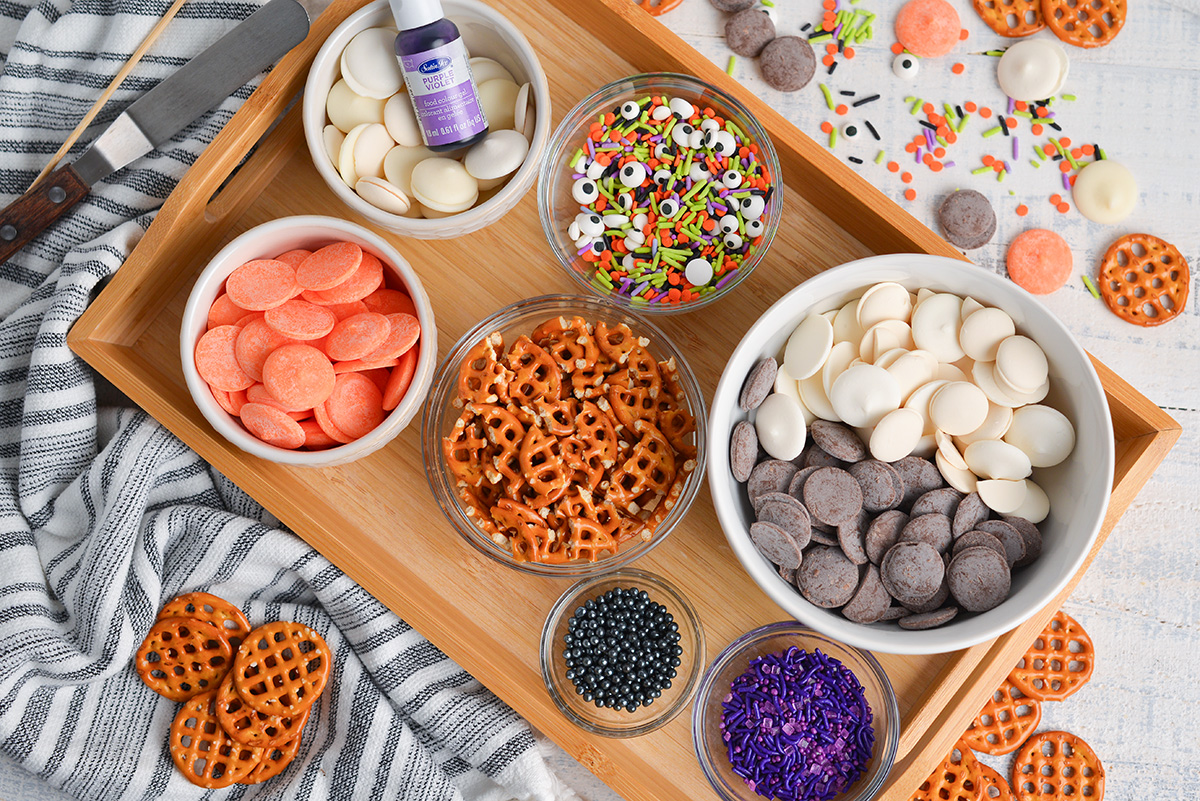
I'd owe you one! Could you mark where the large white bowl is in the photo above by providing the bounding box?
[180,216,437,467]
[303,0,551,239]
[708,255,1114,655]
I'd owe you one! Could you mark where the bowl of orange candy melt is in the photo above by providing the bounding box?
[181,215,437,466]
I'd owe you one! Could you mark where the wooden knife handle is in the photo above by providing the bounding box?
[0,165,89,264]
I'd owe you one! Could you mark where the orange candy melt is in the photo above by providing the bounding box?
[296,242,362,291]
[263,344,336,412]
[225,259,297,311]
[240,403,306,450]
[325,313,391,361]
[1007,229,1073,295]
[195,326,255,392]
[894,0,961,58]
[322,373,385,440]
[302,251,384,305]
[264,299,337,341]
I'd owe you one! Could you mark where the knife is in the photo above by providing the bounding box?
[0,0,310,265]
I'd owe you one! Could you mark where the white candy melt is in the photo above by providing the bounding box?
[958,307,1015,362]
[1009,479,1049,524]
[960,296,985,321]
[870,408,923,462]
[995,335,1048,394]
[464,129,529,183]
[773,365,815,425]
[977,478,1028,514]
[910,293,965,363]
[383,94,422,148]
[936,429,968,470]
[936,450,978,494]
[783,313,834,380]
[956,401,1013,446]
[755,393,808,460]
[903,379,948,436]
[382,144,434,195]
[821,341,857,396]
[886,350,938,403]
[929,381,989,436]
[341,28,404,99]
[964,439,1032,481]
[1004,405,1076,467]
[410,157,479,213]
[350,122,394,180]
[856,282,912,329]
[355,176,410,215]
[833,298,865,346]
[468,57,516,86]
[798,371,840,422]
[829,363,901,428]
[478,79,520,130]
[327,80,386,134]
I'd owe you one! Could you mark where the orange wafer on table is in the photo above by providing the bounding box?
[895,0,962,58]
[976,763,1016,801]
[962,678,1041,755]
[215,670,311,748]
[1009,609,1095,701]
[262,344,336,411]
[264,299,336,341]
[233,621,332,716]
[1012,731,1104,801]
[240,403,307,449]
[324,312,390,361]
[973,0,1044,36]
[240,734,303,785]
[302,251,383,305]
[910,740,983,801]
[195,325,255,392]
[295,241,362,290]
[1041,0,1124,47]
[169,689,264,788]
[225,259,298,311]
[1007,229,1073,295]
[158,592,252,652]
[322,372,385,439]
[135,617,233,701]
[1099,233,1189,327]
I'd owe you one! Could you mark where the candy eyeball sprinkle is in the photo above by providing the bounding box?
[740,195,766,219]
[703,128,718,149]
[588,240,606,256]
[722,169,743,189]
[572,177,599,204]
[653,168,673,186]
[668,97,694,119]
[689,163,711,183]
[631,212,648,229]
[567,220,581,240]
[688,129,705,150]
[619,101,640,120]
[585,159,606,180]
[892,53,919,79]
[713,130,737,156]
[577,212,604,236]
[617,192,633,211]
[671,124,692,147]
[658,197,680,218]
[651,104,672,121]
[745,218,765,238]
[700,118,720,134]
[724,232,744,250]
[719,215,739,234]
[619,161,647,189]
[653,142,671,160]
[840,122,861,141]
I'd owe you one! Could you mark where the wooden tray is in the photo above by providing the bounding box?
[68,0,1180,798]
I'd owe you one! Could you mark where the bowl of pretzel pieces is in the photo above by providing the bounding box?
[422,294,707,576]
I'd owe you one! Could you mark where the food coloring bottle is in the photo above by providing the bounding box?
[389,0,489,152]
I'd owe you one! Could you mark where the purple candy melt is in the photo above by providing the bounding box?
[719,647,874,801]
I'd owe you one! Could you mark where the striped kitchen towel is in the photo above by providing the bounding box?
[0,1,563,798]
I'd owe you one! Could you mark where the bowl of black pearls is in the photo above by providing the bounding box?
[539,568,704,737]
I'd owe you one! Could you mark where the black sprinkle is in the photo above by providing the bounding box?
[999,116,1010,136]
[1052,153,1064,161]
[852,94,880,107]
[1049,122,1062,131]
[1094,144,1104,159]
[864,120,880,141]
[827,61,838,75]
[918,120,937,130]
[956,104,965,118]
[839,90,856,97]
[848,156,864,164]
[763,185,775,203]
[801,22,812,31]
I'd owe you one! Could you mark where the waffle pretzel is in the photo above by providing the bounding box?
[566,517,619,561]
[504,336,562,406]
[215,670,311,748]
[641,457,696,536]
[1012,731,1105,801]
[240,734,303,785]
[1041,0,1125,47]
[135,617,233,702]
[973,0,1044,36]
[1009,610,1094,701]
[158,592,252,652]
[976,763,1016,801]
[1098,233,1189,327]
[962,678,1042,755]
[492,498,565,563]
[519,426,570,507]
[911,740,983,801]
[233,622,332,716]
[475,403,525,489]
[536,398,579,438]
[635,0,684,16]
[594,321,639,365]
[532,315,598,373]
[457,333,510,405]
[607,383,658,431]
[443,407,491,487]
[169,689,264,788]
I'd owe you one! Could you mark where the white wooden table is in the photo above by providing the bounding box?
[2,1,1196,799]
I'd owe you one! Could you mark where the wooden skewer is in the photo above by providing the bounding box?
[30,0,188,187]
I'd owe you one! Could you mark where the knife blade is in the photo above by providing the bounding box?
[0,0,310,264]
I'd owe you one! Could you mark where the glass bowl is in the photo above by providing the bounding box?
[421,294,708,577]
[537,73,783,314]
[540,569,704,737]
[692,622,900,801]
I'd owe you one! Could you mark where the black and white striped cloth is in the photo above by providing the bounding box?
[0,1,562,798]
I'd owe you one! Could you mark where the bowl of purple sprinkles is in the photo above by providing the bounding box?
[692,622,899,801]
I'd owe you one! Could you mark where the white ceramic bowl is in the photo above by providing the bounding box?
[303,0,551,239]
[180,215,437,467]
[708,255,1114,655]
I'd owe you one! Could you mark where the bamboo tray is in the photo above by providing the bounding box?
[68,0,1180,798]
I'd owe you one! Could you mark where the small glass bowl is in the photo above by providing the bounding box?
[540,569,705,737]
[692,622,900,801]
[537,73,783,314]
[421,294,708,577]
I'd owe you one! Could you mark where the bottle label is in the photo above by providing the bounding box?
[398,38,487,148]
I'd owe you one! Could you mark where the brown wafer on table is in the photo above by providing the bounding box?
[216,670,311,748]
[962,678,1041,756]
[1041,0,1125,48]
[158,592,252,651]
[910,740,984,801]
[1011,731,1105,801]
[973,0,1044,37]
[170,690,264,788]
[1009,610,1094,701]
[135,617,232,702]
[233,621,332,715]
[240,735,303,785]
[1098,233,1188,326]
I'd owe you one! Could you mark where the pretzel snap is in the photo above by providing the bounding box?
[216,670,311,748]
[1009,609,1094,701]
[962,678,1041,755]
[170,690,264,788]
[973,0,1044,36]
[911,740,983,801]
[1012,731,1104,801]
[1099,233,1189,327]
[443,407,492,488]
[233,622,332,716]
[136,617,233,702]
[240,733,303,785]
[504,336,562,406]
[457,333,510,405]
[532,315,598,373]
[1041,0,1124,47]
[158,592,252,652]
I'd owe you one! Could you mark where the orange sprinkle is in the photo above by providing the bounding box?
[1050,194,1062,204]
[964,101,978,112]
[826,43,838,55]
[905,142,918,153]
[930,161,944,172]
[1057,202,1070,214]
[993,162,1004,173]
[959,28,969,39]
[1060,137,1072,147]
[822,0,835,8]
[980,107,993,119]
[936,125,951,138]
[844,47,856,59]
[922,102,934,114]
[934,147,946,157]
[823,11,836,24]
[1059,162,1071,173]
[835,104,848,115]
[887,161,900,173]
[1082,144,1095,156]
[1006,117,1018,129]
[822,54,835,67]
[922,153,934,165]
[595,196,607,211]
[913,135,926,146]
[952,63,965,75]
[946,131,958,144]
[820,121,833,134]
[904,188,917,201]
[1069,175,1077,186]
[982,155,995,166]
[929,114,945,127]
[604,112,615,125]
[891,42,905,54]
[1031,123,1044,135]
[1035,106,1049,118]
[900,172,913,184]
[1071,148,1083,159]
[1016,204,1029,216]
[1015,101,1029,112]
